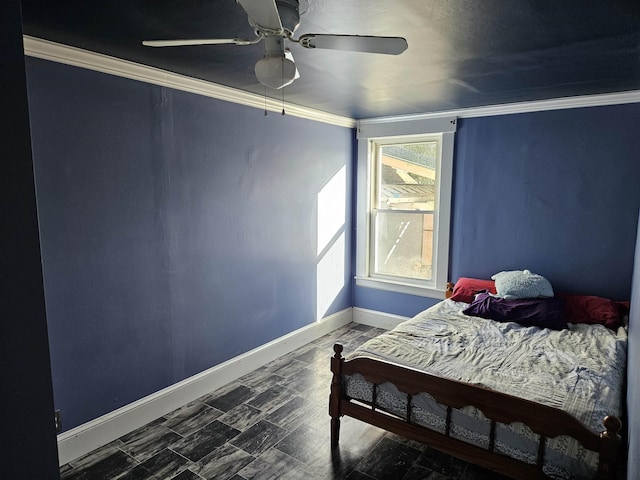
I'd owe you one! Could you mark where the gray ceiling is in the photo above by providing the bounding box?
[19,0,640,119]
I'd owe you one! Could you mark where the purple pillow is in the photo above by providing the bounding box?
[463,293,568,330]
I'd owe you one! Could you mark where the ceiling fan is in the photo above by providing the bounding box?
[143,0,408,89]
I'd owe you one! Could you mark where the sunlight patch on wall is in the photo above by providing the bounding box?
[316,166,347,321]
[317,166,346,256]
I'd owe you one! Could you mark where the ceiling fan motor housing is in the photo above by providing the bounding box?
[144,0,406,90]
[276,0,300,35]
[255,36,297,89]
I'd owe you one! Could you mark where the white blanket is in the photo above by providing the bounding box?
[344,299,627,478]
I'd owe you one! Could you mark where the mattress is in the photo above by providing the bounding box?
[343,299,627,479]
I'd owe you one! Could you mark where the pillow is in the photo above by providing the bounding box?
[491,270,554,299]
[556,293,623,330]
[450,277,497,303]
[463,293,567,330]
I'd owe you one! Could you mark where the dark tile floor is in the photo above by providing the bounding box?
[60,323,506,480]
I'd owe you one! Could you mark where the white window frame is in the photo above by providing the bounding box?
[354,116,456,299]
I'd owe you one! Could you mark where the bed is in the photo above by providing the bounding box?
[329,279,627,479]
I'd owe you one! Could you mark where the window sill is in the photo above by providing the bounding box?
[354,276,446,299]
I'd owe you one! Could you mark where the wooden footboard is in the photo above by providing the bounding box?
[329,343,622,480]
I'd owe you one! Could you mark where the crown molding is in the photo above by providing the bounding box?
[359,89,640,125]
[22,36,356,129]
[23,36,640,128]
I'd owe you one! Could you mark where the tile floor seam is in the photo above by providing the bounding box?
[166,446,197,464]
[185,469,207,480]
[262,445,321,480]
[115,445,142,466]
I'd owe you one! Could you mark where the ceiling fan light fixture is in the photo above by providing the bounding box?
[254,51,297,89]
[142,0,407,91]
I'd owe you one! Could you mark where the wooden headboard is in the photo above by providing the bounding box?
[445,281,454,298]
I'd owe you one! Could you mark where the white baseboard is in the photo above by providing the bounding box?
[352,307,409,330]
[57,307,352,466]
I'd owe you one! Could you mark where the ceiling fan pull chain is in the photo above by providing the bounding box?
[281,56,286,115]
[264,87,268,116]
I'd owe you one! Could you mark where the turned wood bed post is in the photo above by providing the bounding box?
[445,282,455,298]
[330,344,344,449]
[597,415,622,479]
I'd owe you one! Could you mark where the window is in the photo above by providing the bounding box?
[355,117,456,298]
[372,138,440,281]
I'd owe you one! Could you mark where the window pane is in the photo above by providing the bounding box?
[378,143,438,211]
[373,211,434,280]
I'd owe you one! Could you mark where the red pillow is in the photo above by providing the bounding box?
[450,277,497,303]
[556,293,623,330]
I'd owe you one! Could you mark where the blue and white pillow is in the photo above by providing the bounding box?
[491,269,554,299]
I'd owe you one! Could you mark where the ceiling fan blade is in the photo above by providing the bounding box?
[298,34,408,55]
[237,0,282,31]
[142,38,252,47]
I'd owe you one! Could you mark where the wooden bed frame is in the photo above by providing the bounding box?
[329,285,623,479]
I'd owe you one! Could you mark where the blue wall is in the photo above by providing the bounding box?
[355,103,640,316]
[26,58,354,431]
[353,287,440,317]
[451,105,640,299]
[25,54,640,436]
